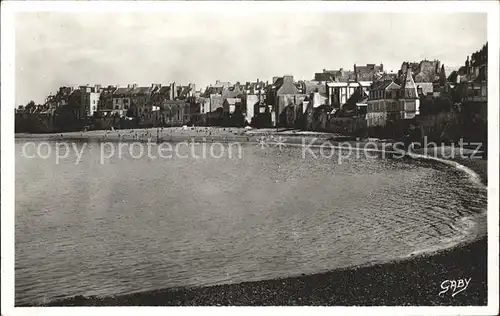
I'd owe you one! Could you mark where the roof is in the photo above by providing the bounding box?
[129,86,152,95]
[271,76,299,95]
[159,86,171,95]
[225,84,245,98]
[371,80,400,91]
[213,81,231,88]
[402,68,419,98]
[224,98,242,105]
[315,69,355,82]
[113,87,132,96]
[244,81,266,90]
[203,86,227,96]
[358,81,372,87]
[326,81,360,87]
[178,85,193,97]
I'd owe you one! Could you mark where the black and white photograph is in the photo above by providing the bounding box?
[1,1,499,315]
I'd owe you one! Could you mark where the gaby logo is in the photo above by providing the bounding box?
[438,278,472,297]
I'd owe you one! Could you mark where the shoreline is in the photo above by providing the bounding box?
[16,129,488,306]
[38,236,487,306]
[14,127,336,146]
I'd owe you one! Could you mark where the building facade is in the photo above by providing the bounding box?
[366,80,401,128]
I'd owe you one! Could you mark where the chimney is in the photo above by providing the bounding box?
[169,82,175,100]
[132,83,137,89]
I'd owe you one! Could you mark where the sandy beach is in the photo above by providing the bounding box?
[15,127,335,144]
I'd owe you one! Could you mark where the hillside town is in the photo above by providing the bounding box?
[15,43,487,144]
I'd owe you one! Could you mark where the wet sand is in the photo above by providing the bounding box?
[16,129,488,306]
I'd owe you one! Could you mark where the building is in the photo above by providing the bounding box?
[112,85,133,116]
[79,84,102,117]
[196,96,211,115]
[129,85,155,116]
[366,65,420,130]
[366,80,401,128]
[176,83,196,100]
[202,80,232,113]
[299,80,327,95]
[97,85,117,112]
[399,66,420,119]
[396,59,447,97]
[161,100,191,126]
[459,43,488,104]
[223,98,242,115]
[314,68,355,82]
[335,85,370,118]
[326,81,371,109]
[321,64,380,109]
[353,64,384,81]
[267,75,307,127]
[243,94,259,125]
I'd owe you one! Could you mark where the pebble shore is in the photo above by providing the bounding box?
[42,237,487,306]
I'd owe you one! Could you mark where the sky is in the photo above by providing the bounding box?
[15,12,486,106]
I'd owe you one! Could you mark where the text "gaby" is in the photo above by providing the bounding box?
[438,278,471,297]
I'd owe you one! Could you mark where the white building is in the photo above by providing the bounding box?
[80,85,102,117]
[326,81,372,108]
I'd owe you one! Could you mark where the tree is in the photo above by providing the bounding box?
[25,100,36,112]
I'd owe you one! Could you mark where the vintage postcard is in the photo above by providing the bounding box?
[1,1,499,316]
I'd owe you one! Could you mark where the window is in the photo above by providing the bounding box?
[124,99,129,104]
[93,100,96,104]
[92,106,96,111]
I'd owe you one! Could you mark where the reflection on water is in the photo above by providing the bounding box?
[15,141,486,305]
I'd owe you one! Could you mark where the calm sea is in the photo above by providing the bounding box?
[15,140,487,305]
